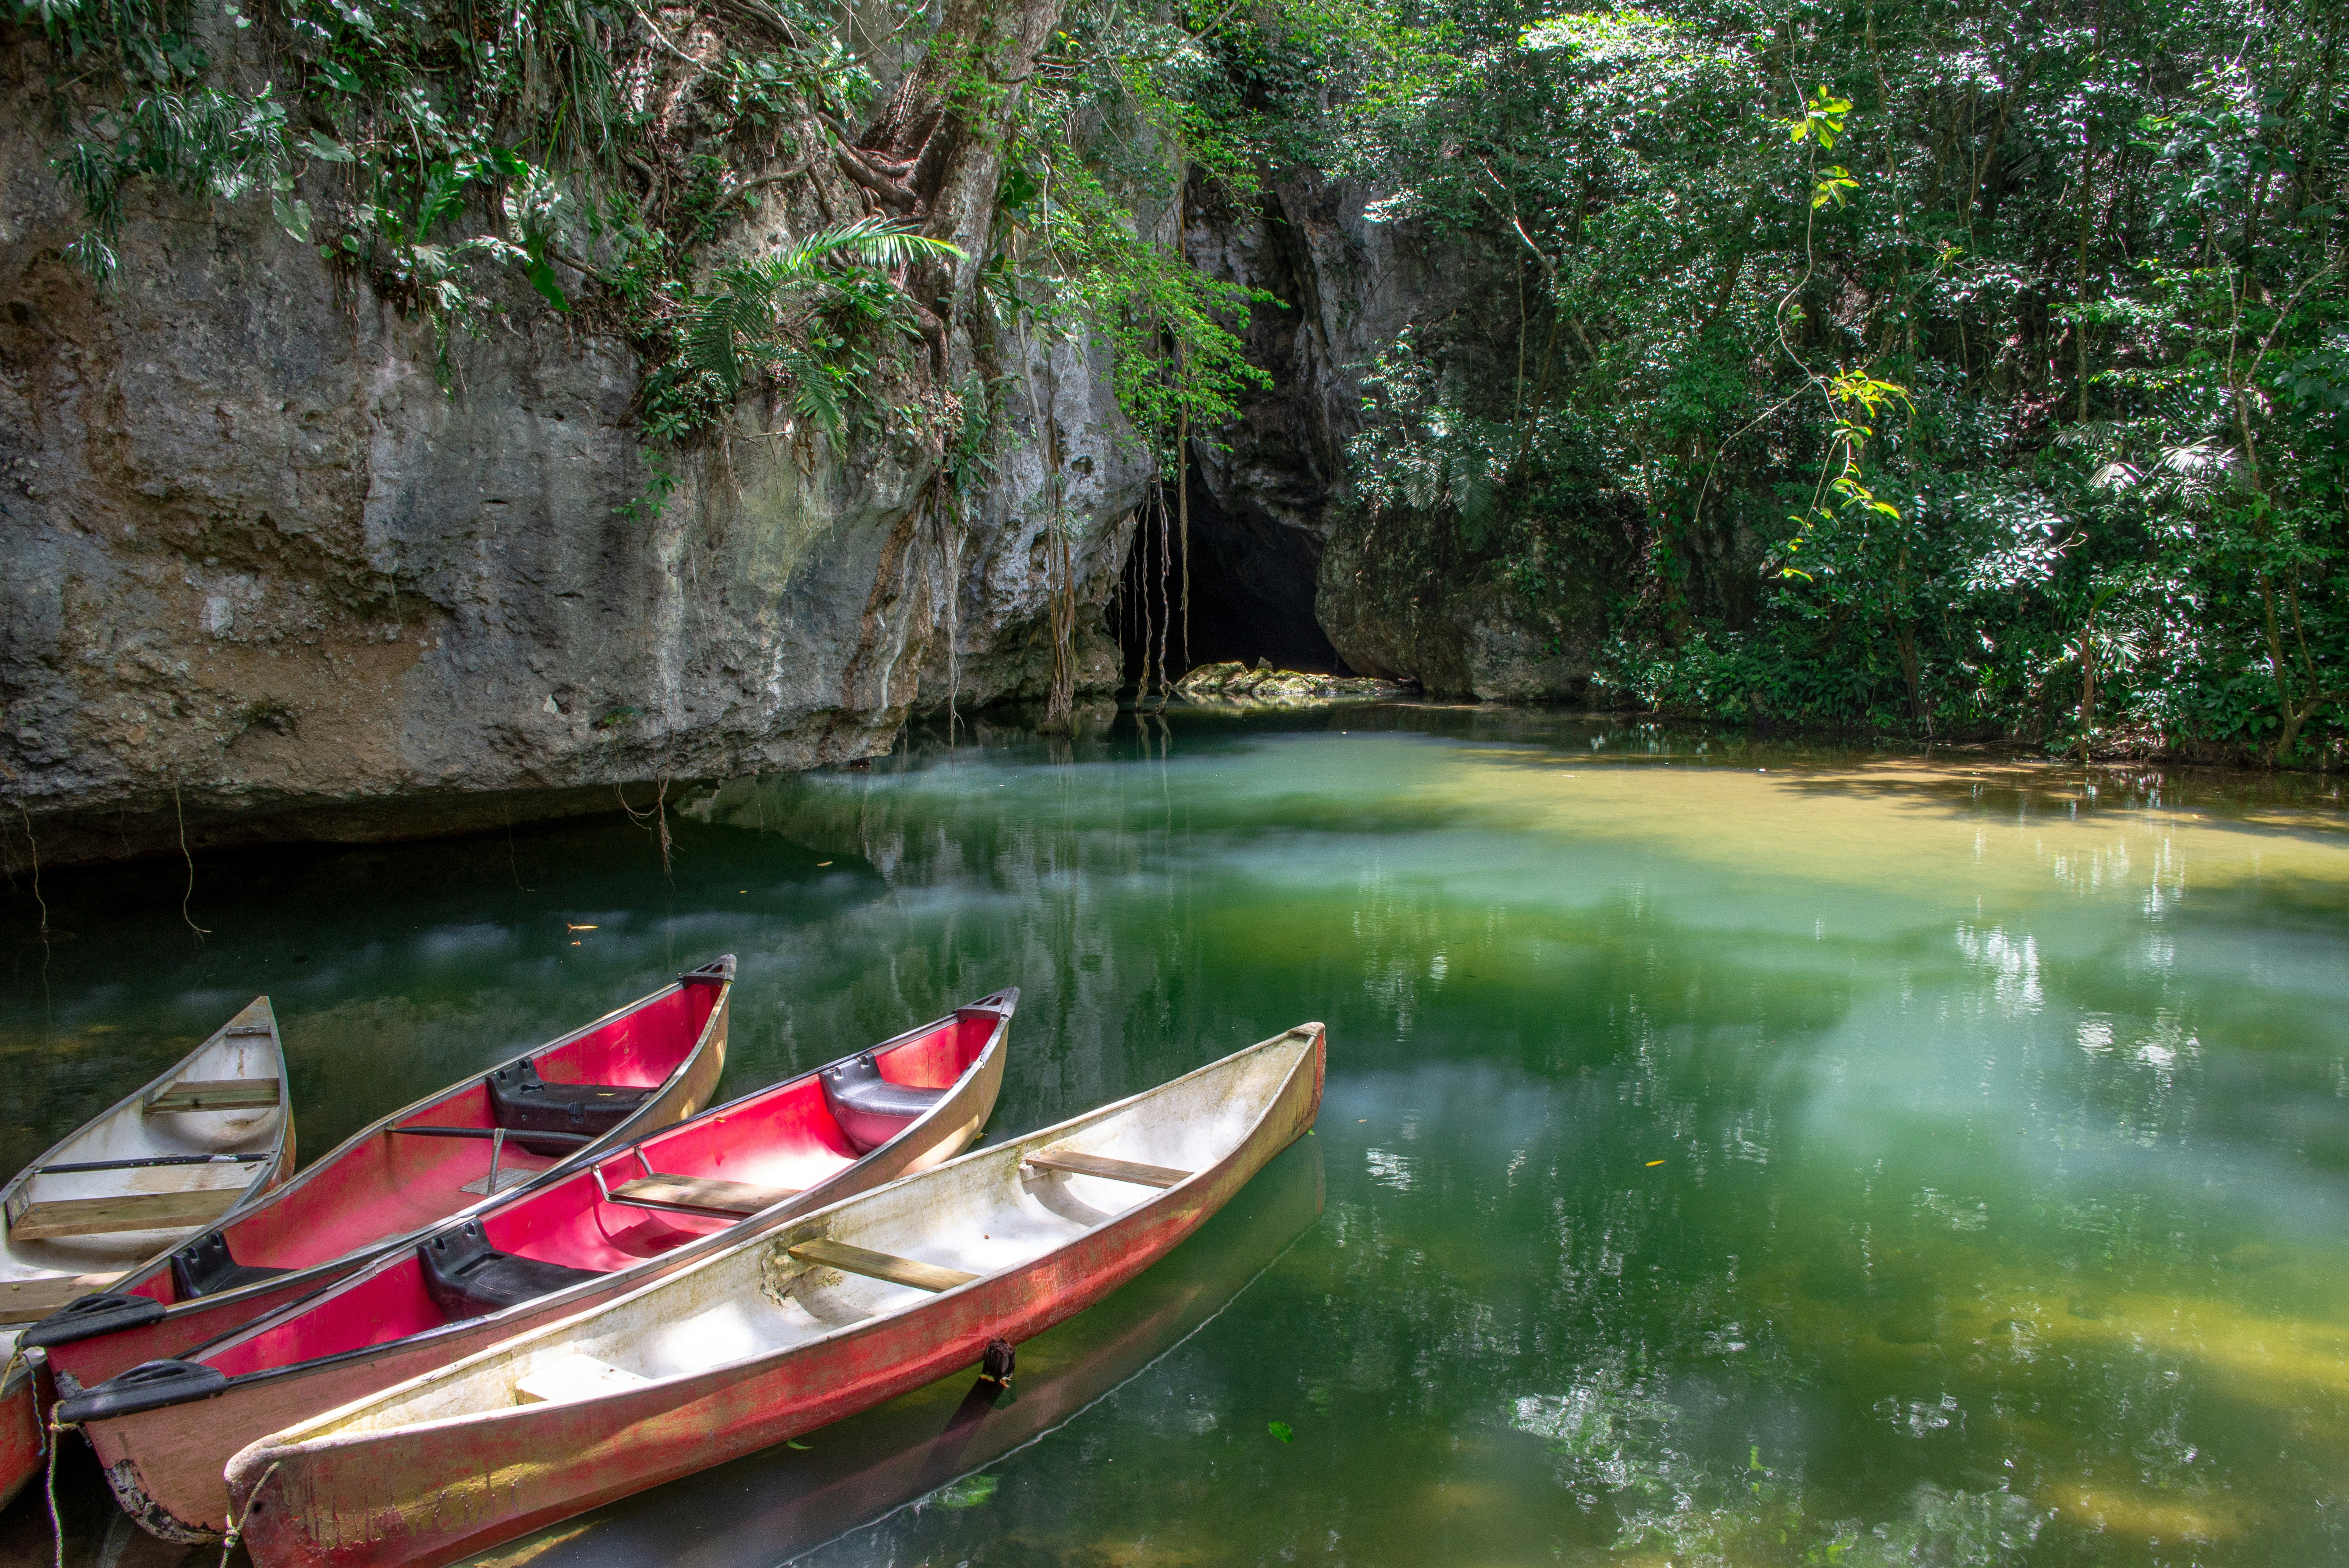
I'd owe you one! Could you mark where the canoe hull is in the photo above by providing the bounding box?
[76,1000,1007,1541]
[230,1027,1323,1568]
[494,1135,1326,1568]
[42,978,729,1405]
[0,1371,36,1513]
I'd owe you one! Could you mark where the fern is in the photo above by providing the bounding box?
[56,85,295,279]
[678,219,962,398]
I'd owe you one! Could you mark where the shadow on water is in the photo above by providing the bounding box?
[0,810,887,1178]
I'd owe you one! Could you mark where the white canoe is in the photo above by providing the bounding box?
[0,996,292,1506]
[228,1022,1326,1568]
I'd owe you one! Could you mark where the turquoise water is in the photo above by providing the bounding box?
[4,707,2347,1566]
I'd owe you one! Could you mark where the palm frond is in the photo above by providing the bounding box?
[676,220,961,397]
[767,215,962,277]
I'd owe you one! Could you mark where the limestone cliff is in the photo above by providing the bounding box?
[1184,173,1627,703]
[0,32,1148,865]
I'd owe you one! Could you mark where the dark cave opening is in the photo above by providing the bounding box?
[1113,454,1346,688]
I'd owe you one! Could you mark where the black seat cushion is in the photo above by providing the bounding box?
[170,1231,294,1299]
[487,1057,653,1152]
[820,1053,947,1153]
[419,1220,606,1319]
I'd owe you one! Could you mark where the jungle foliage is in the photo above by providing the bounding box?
[9,0,1261,469]
[1211,0,2348,762]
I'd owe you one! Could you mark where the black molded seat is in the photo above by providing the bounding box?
[419,1221,606,1319]
[487,1057,652,1152]
[820,1053,946,1153]
[170,1231,294,1298]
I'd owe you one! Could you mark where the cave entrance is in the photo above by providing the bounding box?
[1113,455,1344,688]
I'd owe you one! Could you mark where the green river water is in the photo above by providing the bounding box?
[3,706,2347,1568]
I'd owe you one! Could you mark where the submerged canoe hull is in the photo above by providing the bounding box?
[230,1026,1324,1568]
[73,996,1011,1542]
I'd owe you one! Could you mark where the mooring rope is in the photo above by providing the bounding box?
[45,1418,75,1568]
[219,1458,282,1565]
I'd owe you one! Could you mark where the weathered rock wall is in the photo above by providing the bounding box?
[0,46,1148,865]
[1184,174,1626,703]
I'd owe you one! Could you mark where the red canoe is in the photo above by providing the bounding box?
[28,960,734,1414]
[57,988,1014,1543]
[227,1022,1326,1568]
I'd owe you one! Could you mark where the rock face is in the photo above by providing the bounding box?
[1316,520,1622,704]
[1182,175,1623,701]
[1,55,1630,868]
[0,75,1147,863]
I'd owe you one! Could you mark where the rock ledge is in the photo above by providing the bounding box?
[1171,661,1409,707]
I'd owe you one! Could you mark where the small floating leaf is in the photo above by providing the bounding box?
[935,1473,999,1509]
[1268,1421,1293,1443]
[1645,1159,1665,1167]
[786,1440,812,1450]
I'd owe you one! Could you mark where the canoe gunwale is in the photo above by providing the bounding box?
[239,1022,1321,1456]
[187,988,1016,1395]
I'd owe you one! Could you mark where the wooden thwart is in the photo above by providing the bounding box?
[608,1174,799,1217]
[1023,1149,1191,1189]
[10,1186,245,1242]
[516,1353,649,1406]
[147,1078,281,1113]
[0,1272,124,1324]
[786,1237,975,1294]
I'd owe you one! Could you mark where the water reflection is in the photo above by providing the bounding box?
[2,708,2346,1566]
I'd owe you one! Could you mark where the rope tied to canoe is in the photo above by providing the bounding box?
[45,1416,76,1568]
[219,1458,281,1565]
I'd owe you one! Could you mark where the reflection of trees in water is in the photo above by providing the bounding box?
[1514,1353,2046,1566]
[691,744,2349,1564]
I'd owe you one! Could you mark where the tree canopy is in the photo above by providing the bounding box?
[1174,0,2348,761]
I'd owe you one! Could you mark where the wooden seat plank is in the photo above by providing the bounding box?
[608,1174,799,1217]
[10,1188,245,1242]
[147,1078,281,1113]
[1023,1150,1191,1189]
[0,1272,125,1325]
[786,1238,976,1293]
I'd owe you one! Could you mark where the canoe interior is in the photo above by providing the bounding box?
[298,1028,1315,1440]
[202,1005,1001,1378]
[0,999,288,1288]
[117,980,722,1309]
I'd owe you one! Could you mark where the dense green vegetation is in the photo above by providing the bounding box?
[14,0,2344,759]
[1192,0,2348,762]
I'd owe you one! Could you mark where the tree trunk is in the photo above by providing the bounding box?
[845,0,1067,368]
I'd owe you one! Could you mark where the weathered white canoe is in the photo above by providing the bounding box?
[227,1022,1327,1568]
[0,996,292,1508]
